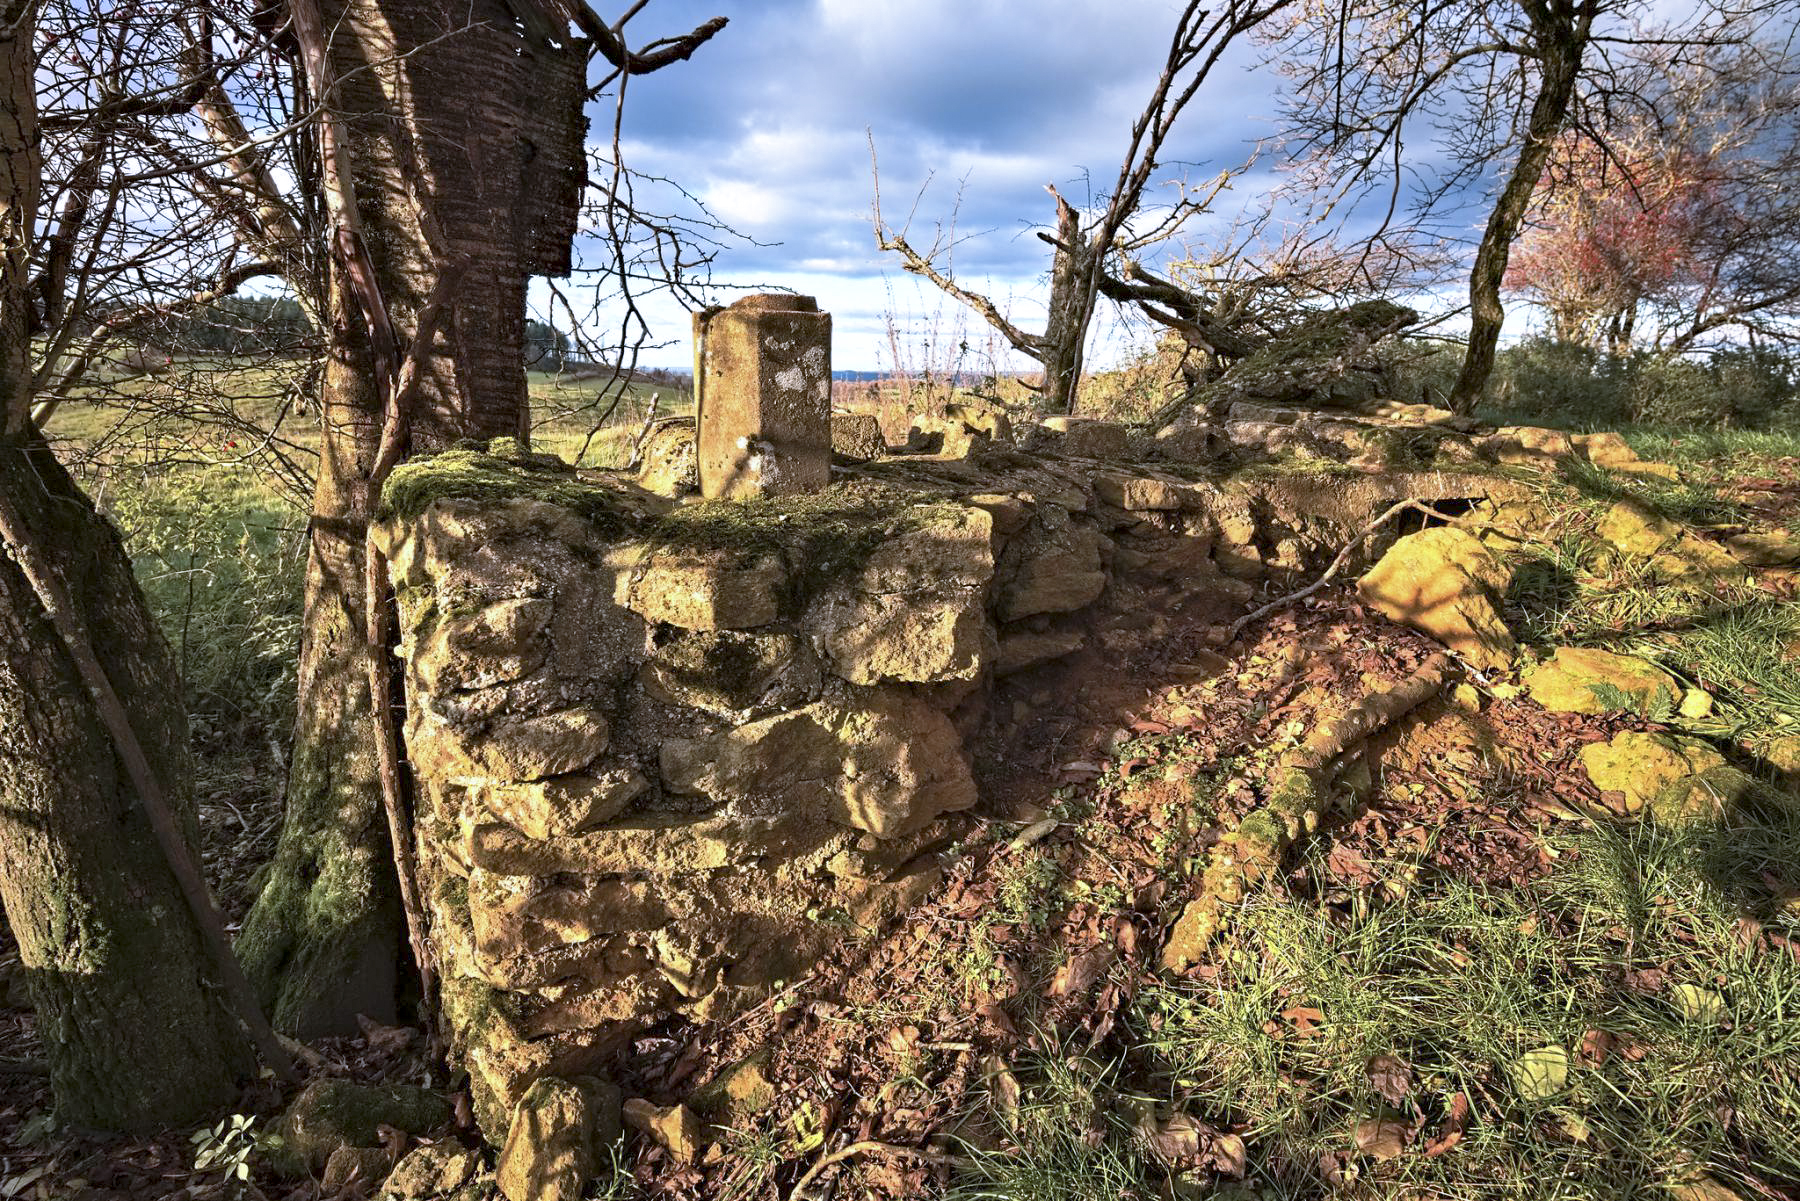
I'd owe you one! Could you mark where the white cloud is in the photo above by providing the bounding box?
[565,0,1338,368]
[699,179,791,229]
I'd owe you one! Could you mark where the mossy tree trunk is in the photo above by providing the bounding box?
[237,0,586,1035]
[0,7,251,1126]
[0,449,253,1130]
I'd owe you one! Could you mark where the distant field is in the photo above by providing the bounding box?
[44,357,692,490]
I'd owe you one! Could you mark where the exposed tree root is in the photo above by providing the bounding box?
[1161,653,1455,971]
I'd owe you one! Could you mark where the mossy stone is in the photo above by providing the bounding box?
[379,443,631,534]
[1579,731,1728,816]
[261,1080,452,1177]
[690,1050,777,1129]
[1523,646,1680,716]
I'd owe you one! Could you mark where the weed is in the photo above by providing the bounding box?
[191,1113,258,1187]
[994,854,1063,932]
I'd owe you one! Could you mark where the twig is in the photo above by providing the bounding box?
[1229,498,1460,637]
[625,391,661,470]
[0,490,296,1083]
[360,266,468,1060]
[787,1140,967,1201]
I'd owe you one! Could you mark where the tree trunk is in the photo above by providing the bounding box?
[1039,195,1095,413]
[1448,8,1588,414]
[0,9,251,1123]
[239,0,586,1035]
[0,449,253,1130]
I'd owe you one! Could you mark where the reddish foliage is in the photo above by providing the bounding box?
[1505,129,1724,352]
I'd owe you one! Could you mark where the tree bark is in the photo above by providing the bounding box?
[1448,3,1590,413]
[1039,191,1095,413]
[0,447,254,1130]
[0,6,252,1126]
[239,0,587,1035]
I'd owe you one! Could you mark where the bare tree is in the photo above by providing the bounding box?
[23,0,324,502]
[1266,0,1788,412]
[1102,191,1457,403]
[874,0,1293,414]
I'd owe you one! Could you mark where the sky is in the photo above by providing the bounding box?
[544,0,1311,372]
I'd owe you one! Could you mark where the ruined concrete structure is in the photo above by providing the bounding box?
[691,294,832,500]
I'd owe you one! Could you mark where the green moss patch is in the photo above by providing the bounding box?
[378,441,632,535]
[260,1080,451,1177]
[642,483,963,616]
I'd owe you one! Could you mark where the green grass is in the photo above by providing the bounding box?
[45,357,681,474]
[1493,461,1800,755]
[103,463,306,748]
[1554,457,1755,528]
[950,809,1800,1200]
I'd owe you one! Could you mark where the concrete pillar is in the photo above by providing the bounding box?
[692,294,832,500]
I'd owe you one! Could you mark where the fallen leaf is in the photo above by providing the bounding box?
[1210,1131,1248,1178]
[1280,1005,1325,1037]
[1353,1118,1410,1161]
[1666,1175,1746,1201]
[355,1013,416,1056]
[1366,1053,1412,1107]
[1507,1045,1570,1100]
[975,1002,1017,1038]
[980,1055,1021,1131]
[1670,984,1727,1025]
[1423,1092,1470,1158]
[1327,843,1376,885]
[1579,1029,1614,1066]
[1048,945,1115,997]
[1139,1113,1210,1166]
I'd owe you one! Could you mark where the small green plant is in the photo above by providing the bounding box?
[995,854,1063,931]
[1587,680,1677,722]
[191,1113,259,1185]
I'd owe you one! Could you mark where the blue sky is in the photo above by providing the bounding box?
[552,0,1299,370]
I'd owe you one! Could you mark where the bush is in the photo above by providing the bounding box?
[1376,338,1467,410]
[1486,337,1800,429]
[1626,355,1726,426]
[1493,338,1633,426]
[101,467,305,749]
[1707,346,1800,428]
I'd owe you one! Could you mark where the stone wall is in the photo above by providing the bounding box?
[373,439,1512,1138]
